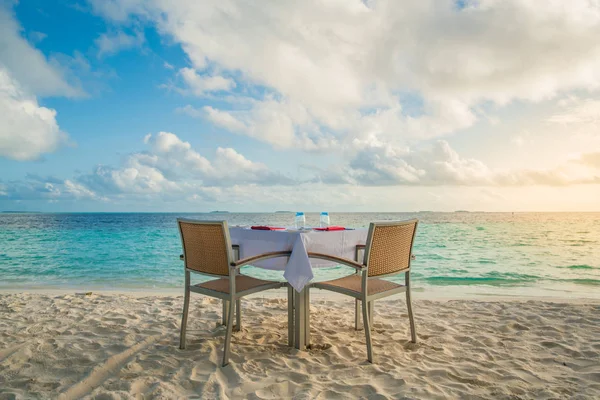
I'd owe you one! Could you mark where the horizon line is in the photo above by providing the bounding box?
[2,210,600,214]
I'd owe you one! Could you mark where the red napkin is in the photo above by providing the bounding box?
[251,226,286,230]
[313,226,345,231]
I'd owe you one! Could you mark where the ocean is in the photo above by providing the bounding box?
[0,212,599,299]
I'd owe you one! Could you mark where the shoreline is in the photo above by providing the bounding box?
[1,286,599,304]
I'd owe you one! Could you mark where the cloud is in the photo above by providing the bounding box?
[4,137,598,209]
[95,29,145,58]
[316,140,600,187]
[201,106,248,132]
[63,180,104,200]
[200,100,338,151]
[510,135,526,147]
[0,174,102,201]
[337,139,493,186]
[578,152,600,169]
[0,67,68,161]
[211,147,293,185]
[88,157,182,195]
[0,4,82,97]
[548,98,600,125]
[143,131,213,176]
[90,0,600,151]
[176,104,205,119]
[142,132,293,185]
[74,132,294,201]
[167,67,235,96]
[28,31,47,44]
[87,0,146,22]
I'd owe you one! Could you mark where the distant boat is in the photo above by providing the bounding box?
[209,211,230,214]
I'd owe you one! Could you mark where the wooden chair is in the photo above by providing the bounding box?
[182,246,243,330]
[309,219,418,363]
[177,219,292,366]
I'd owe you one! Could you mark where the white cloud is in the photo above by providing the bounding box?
[510,136,525,147]
[109,155,182,194]
[340,139,494,186]
[201,106,247,132]
[0,67,67,161]
[75,132,294,200]
[579,152,600,168]
[0,175,101,201]
[28,31,47,44]
[144,131,213,175]
[63,180,104,200]
[176,105,204,119]
[4,142,599,209]
[174,67,236,96]
[214,147,256,170]
[95,30,145,58]
[211,146,290,185]
[144,132,292,185]
[88,0,146,22]
[90,0,600,151]
[0,5,82,97]
[317,140,600,187]
[548,98,600,125]
[201,99,337,151]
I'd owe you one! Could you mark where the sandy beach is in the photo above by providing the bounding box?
[0,291,598,399]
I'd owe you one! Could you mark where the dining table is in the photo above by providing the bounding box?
[229,226,369,350]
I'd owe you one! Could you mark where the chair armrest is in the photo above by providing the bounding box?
[231,251,292,267]
[307,252,365,271]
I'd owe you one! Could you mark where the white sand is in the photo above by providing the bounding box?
[0,291,599,399]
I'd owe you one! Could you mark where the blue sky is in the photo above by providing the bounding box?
[1,0,600,212]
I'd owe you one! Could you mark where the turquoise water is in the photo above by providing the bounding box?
[0,212,599,298]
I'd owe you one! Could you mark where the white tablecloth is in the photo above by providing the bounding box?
[229,228,369,291]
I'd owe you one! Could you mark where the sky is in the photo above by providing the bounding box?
[1,0,600,212]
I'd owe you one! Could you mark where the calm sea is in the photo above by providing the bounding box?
[0,212,599,299]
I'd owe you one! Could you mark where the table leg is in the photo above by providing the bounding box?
[305,287,310,348]
[294,287,307,350]
[287,285,294,347]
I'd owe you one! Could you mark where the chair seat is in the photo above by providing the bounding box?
[194,275,280,294]
[315,275,404,297]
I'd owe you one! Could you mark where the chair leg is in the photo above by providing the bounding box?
[355,299,360,330]
[222,296,236,367]
[222,300,229,326]
[179,284,190,350]
[362,297,373,363]
[406,287,417,343]
[288,285,294,347]
[369,301,374,327]
[235,299,241,332]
